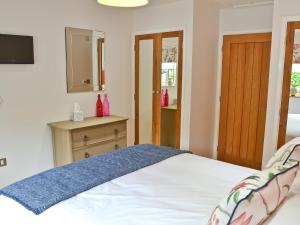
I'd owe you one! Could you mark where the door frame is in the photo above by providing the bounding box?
[97,38,105,89]
[217,32,272,169]
[277,21,300,148]
[134,31,183,148]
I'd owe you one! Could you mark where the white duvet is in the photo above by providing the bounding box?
[0,154,299,225]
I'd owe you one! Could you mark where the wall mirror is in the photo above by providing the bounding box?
[66,27,105,93]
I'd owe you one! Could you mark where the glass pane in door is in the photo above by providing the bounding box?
[160,37,179,147]
[139,40,154,144]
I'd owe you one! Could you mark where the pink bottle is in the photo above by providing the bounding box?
[161,89,165,107]
[103,94,110,116]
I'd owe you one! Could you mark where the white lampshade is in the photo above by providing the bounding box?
[97,0,149,7]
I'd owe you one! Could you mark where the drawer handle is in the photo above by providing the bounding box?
[114,129,119,135]
[83,79,91,84]
[115,144,119,150]
[83,135,89,142]
[85,152,90,159]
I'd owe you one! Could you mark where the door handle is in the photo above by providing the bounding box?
[152,90,160,94]
[82,79,91,84]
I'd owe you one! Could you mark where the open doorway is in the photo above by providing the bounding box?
[278,22,300,148]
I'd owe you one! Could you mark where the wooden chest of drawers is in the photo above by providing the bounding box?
[48,116,128,167]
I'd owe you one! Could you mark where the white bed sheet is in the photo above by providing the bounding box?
[0,153,298,225]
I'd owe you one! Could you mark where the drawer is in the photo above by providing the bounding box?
[73,141,117,162]
[72,122,126,149]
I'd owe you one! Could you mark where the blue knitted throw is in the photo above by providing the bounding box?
[0,144,187,215]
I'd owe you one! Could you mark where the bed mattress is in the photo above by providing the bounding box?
[0,153,299,225]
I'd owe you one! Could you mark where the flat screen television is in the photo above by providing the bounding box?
[0,34,34,64]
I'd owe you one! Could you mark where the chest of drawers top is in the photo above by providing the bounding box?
[48,115,128,131]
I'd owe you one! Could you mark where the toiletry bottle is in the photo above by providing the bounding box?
[164,89,169,107]
[103,94,110,116]
[96,94,103,117]
[161,89,165,107]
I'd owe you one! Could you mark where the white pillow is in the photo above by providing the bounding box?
[206,160,299,225]
[292,174,300,193]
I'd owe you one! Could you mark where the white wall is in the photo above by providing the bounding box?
[189,0,220,157]
[132,0,194,149]
[289,98,300,114]
[219,5,274,33]
[264,0,300,166]
[295,30,300,43]
[213,4,274,158]
[0,0,133,187]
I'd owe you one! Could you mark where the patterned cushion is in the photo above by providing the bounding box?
[266,137,300,168]
[207,160,299,225]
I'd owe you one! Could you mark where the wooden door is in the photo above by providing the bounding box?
[218,33,272,169]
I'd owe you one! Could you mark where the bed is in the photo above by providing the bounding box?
[0,148,299,225]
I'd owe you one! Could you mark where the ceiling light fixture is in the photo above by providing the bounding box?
[97,0,149,7]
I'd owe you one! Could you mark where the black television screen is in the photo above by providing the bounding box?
[0,34,34,64]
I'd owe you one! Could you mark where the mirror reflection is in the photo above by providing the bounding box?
[286,29,300,143]
[66,27,105,93]
[291,30,300,97]
[160,37,179,148]
[139,39,154,144]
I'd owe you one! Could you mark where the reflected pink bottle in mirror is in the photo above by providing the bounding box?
[164,89,169,107]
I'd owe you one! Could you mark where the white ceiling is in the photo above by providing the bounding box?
[149,0,274,7]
